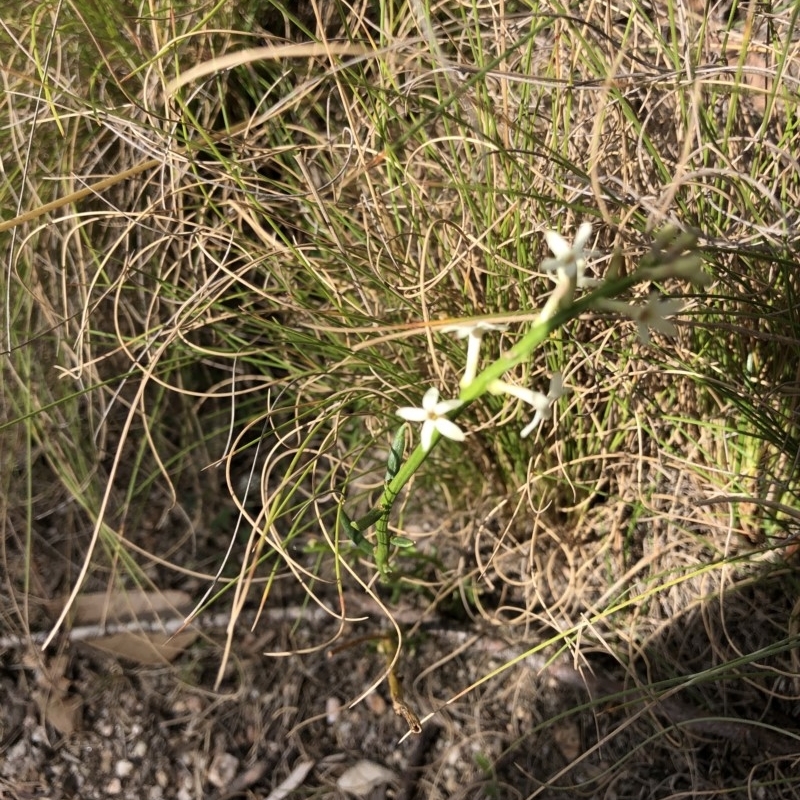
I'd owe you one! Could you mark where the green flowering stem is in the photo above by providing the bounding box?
[359,227,702,579]
[366,264,642,579]
[374,503,394,579]
[373,425,406,579]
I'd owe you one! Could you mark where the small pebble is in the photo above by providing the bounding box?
[115,759,134,778]
[208,752,239,788]
[365,692,386,715]
[132,740,148,759]
[326,697,341,724]
[337,760,397,796]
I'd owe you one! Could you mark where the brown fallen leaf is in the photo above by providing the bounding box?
[45,590,197,665]
[84,629,198,665]
[33,687,83,736]
[46,589,191,625]
[30,651,83,736]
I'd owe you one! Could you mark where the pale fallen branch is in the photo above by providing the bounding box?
[0,605,333,650]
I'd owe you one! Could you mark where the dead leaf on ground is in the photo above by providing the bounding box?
[46,589,191,625]
[84,629,198,665]
[30,652,83,736]
[337,760,397,796]
[43,590,198,665]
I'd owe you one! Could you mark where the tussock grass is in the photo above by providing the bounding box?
[2,0,800,796]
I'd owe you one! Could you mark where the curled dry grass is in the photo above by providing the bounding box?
[2,0,800,796]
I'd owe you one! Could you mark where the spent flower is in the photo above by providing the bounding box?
[599,294,684,344]
[633,294,683,343]
[396,387,465,452]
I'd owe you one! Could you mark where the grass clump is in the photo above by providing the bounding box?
[2,0,800,796]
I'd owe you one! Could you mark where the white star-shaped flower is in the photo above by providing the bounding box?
[541,222,595,281]
[396,387,465,452]
[489,372,568,438]
[440,320,508,388]
[520,372,568,437]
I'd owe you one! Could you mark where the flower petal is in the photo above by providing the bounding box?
[636,296,682,342]
[531,392,551,411]
[420,420,436,452]
[421,387,440,411]
[433,398,462,415]
[540,256,561,272]
[548,372,565,400]
[520,414,542,438]
[396,406,429,422]
[438,324,473,339]
[544,230,571,259]
[648,317,678,337]
[573,221,593,251]
[440,320,508,339]
[434,418,466,443]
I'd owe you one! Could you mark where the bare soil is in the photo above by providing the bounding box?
[3,545,800,800]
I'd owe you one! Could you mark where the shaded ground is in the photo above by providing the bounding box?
[2,553,800,800]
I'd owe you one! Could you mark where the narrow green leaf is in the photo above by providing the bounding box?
[338,504,371,553]
[390,536,414,548]
[384,424,406,483]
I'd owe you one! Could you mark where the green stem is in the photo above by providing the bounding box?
[360,220,701,579]
[374,508,393,579]
[371,265,647,578]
